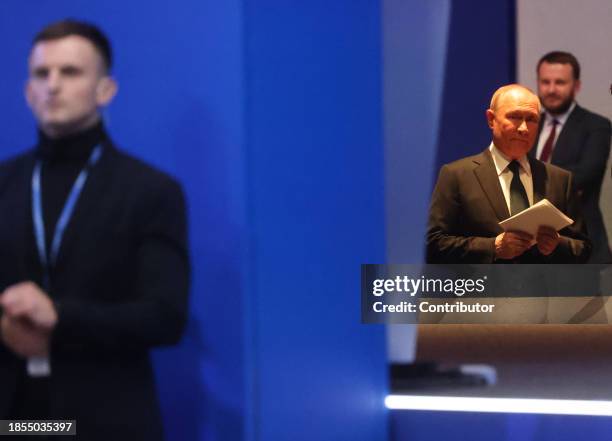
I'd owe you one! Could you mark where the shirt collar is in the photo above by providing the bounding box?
[543,101,576,127]
[488,142,531,177]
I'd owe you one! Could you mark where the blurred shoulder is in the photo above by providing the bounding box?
[106,144,184,196]
[439,149,491,174]
[0,149,36,190]
[573,105,611,130]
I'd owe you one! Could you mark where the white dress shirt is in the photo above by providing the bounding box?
[489,143,534,213]
[534,101,576,161]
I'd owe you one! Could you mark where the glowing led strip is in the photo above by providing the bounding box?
[385,395,612,416]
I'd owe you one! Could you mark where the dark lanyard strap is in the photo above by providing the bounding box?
[31,145,103,287]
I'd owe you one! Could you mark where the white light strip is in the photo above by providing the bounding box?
[386,395,612,417]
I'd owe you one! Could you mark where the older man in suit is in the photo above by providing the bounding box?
[427,84,590,264]
[530,51,612,263]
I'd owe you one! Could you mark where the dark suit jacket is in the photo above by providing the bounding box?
[426,149,590,264]
[0,140,190,441]
[530,104,612,263]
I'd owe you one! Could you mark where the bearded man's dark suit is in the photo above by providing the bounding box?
[426,149,590,264]
[529,104,612,263]
[0,125,189,441]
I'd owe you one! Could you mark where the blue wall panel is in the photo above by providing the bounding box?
[434,0,516,175]
[382,0,451,262]
[243,2,388,440]
[381,0,451,366]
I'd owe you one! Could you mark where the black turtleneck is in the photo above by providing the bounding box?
[13,122,108,415]
[36,122,106,252]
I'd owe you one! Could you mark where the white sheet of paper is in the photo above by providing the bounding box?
[498,199,573,236]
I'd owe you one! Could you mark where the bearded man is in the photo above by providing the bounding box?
[531,51,612,263]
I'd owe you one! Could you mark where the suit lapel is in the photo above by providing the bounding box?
[551,105,583,165]
[473,149,510,221]
[529,156,547,204]
[15,153,37,282]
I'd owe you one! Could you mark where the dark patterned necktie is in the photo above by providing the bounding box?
[508,160,529,215]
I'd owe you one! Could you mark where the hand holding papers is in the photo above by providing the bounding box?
[499,199,573,236]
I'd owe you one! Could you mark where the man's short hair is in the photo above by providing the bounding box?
[537,51,580,80]
[489,84,539,113]
[32,19,112,72]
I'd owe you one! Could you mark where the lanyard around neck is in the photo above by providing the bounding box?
[31,145,103,286]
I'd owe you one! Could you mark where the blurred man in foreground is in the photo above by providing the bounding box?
[0,19,189,440]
